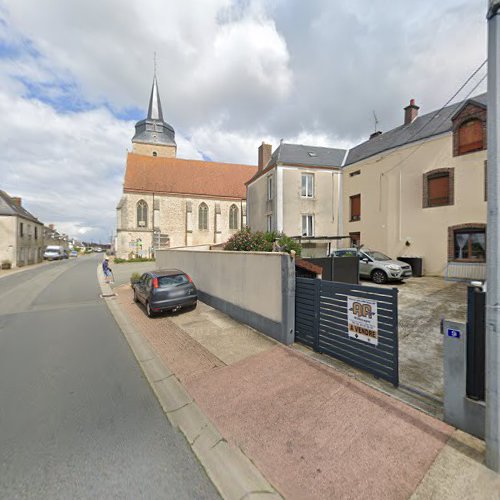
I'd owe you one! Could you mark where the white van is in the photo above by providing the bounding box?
[43,245,65,261]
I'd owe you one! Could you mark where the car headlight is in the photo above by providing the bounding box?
[387,264,401,271]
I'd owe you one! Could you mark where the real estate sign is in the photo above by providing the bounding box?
[347,296,378,346]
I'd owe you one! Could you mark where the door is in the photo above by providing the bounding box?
[136,273,149,303]
[358,251,373,277]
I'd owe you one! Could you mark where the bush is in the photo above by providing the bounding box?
[224,228,301,256]
[114,257,155,264]
[130,272,141,284]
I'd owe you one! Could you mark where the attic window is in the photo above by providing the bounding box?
[307,152,318,157]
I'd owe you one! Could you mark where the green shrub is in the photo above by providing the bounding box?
[114,257,155,264]
[130,272,141,284]
[224,228,301,256]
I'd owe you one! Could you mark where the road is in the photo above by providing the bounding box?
[0,255,219,499]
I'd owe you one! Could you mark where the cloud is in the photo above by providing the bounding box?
[0,0,489,241]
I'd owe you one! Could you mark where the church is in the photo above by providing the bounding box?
[115,76,256,259]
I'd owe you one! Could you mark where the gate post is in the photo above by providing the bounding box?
[313,279,321,351]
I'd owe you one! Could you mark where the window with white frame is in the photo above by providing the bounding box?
[301,173,314,198]
[301,215,314,237]
[267,175,273,200]
[267,214,272,232]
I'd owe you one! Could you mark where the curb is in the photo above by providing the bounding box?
[96,266,282,500]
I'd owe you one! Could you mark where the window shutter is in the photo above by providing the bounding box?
[458,120,483,154]
[428,175,449,206]
[350,195,361,220]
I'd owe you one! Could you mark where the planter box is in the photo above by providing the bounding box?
[1,263,12,270]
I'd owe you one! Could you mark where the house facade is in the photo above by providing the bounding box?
[115,76,256,259]
[246,142,347,257]
[342,95,487,278]
[0,191,45,268]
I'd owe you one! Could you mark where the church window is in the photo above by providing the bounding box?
[229,204,238,230]
[199,203,208,230]
[137,200,148,227]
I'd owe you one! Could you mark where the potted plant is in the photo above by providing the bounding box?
[1,260,12,270]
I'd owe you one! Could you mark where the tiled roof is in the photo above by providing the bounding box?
[0,190,41,223]
[295,258,323,275]
[345,93,487,166]
[124,153,256,199]
[247,142,346,185]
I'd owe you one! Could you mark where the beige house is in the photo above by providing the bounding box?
[342,95,487,278]
[246,142,347,257]
[0,191,45,268]
[115,76,256,259]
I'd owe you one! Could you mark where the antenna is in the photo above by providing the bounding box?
[372,110,379,133]
[153,51,157,78]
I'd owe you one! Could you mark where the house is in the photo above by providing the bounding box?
[0,191,45,268]
[246,142,347,257]
[115,75,257,259]
[342,95,487,278]
[44,224,70,249]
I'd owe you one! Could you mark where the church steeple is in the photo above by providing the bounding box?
[132,73,177,158]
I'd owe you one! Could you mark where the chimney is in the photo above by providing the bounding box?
[404,98,419,125]
[369,131,383,140]
[49,224,55,230]
[11,197,22,207]
[258,142,272,171]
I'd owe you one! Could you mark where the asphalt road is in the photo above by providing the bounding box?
[0,255,219,499]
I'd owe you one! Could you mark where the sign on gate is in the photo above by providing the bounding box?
[347,296,379,346]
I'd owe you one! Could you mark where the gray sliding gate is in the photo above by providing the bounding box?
[295,277,399,386]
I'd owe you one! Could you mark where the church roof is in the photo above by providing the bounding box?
[123,153,257,199]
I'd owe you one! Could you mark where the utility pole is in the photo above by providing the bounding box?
[486,0,500,472]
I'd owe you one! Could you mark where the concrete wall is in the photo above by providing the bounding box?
[116,192,246,259]
[156,248,295,344]
[342,133,487,276]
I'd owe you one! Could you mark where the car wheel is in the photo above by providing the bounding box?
[372,269,388,284]
[146,301,155,318]
[133,290,138,303]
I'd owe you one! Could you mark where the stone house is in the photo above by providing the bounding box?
[247,94,488,277]
[115,76,256,259]
[0,191,45,268]
[246,142,347,257]
[342,95,487,278]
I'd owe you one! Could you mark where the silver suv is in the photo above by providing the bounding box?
[331,248,412,284]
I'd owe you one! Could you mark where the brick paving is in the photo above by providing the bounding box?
[115,285,225,383]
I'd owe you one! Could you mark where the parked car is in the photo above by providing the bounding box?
[132,269,198,317]
[43,245,65,261]
[69,250,78,258]
[331,248,412,284]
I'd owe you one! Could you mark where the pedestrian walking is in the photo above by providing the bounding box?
[102,256,113,283]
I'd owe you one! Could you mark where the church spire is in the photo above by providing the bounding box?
[147,75,164,121]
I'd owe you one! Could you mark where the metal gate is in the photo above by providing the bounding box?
[295,277,399,386]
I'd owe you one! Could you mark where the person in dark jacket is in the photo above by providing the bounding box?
[102,257,113,283]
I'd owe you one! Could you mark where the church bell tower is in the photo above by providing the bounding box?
[131,75,177,158]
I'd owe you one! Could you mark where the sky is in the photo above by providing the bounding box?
[0,0,488,243]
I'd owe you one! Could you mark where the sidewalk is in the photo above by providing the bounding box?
[110,283,500,499]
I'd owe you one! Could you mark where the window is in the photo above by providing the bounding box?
[349,232,361,247]
[152,151,157,157]
[458,119,484,155]
[229,204,238,230]
[137,200,148,227]
[349,170,361,177]
[452,228,486,262]
[302,215,314,237]
[350,194,361,221]
[19,222,24,237]
[199,203,208,230]
[301,173,314,198]
[267,215,272,232]
[267,175,273,201]
[423,169,453,208]
[34,227,38,240]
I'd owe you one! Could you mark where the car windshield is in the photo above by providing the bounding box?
[157,274,189,287]
[364,251,392,261]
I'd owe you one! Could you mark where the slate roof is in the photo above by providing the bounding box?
[123,153,257,199]
[0,190,41,223]
[247,142,347,185]
[345,93,487,166]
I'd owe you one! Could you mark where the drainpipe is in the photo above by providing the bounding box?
[486,0,500,472]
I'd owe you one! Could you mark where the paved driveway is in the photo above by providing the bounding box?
[366,277,467,399]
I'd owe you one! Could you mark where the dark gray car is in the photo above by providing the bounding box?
[132,269,198,317]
